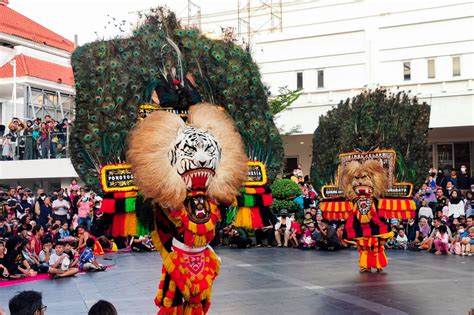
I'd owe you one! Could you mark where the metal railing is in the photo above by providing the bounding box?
[1,130,70,160]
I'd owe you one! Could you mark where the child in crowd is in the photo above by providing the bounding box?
[396,229,408,250]
[78,238,106,271]
[64,242,78,267]
[418,200,433,221]
[434,225,451,255]
[300,222,317,249]
[460,226,472,256]
[48,241,79,278]
[38,239,54,273]
[58,222,71,240]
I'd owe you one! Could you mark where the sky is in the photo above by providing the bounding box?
[8,0,238,45]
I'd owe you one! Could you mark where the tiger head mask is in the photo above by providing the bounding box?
[127,103,247,246]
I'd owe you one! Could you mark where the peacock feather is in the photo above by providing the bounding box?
[71,8,284,193]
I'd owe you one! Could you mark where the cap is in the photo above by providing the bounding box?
[280,209,288,215]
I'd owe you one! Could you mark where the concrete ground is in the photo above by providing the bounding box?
[0,248,472,315]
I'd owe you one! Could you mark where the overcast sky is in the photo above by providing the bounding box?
[8,0,237,45]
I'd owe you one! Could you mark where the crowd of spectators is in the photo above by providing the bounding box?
[0,179,153,281]
[218,164,474,257]
[0,115,70,161]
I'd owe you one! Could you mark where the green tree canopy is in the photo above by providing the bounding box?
[310,88,430,188]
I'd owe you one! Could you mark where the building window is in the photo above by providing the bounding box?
[317,70,324,88]
[296,72,303,89]
[453,56,461,76]
[427,59,435,78]
[284,157,298,175]
[437,144,453,171]
[403,62,411,80]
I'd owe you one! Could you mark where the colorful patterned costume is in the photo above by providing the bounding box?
[320,150,416,272]
[229,161,277,229]
[128,104,247,314]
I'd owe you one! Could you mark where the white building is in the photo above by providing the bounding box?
[250,0,474,176]
[0,0,78,191]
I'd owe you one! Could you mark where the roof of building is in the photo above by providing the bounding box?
[0,54,74,86]
[0,1,74,52]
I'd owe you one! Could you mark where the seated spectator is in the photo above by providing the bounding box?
[255,224,274,248]
[406,217,420,247]
[78,238,106,271]
[77,225,104,255]
[88,300,118,315]
[64,241,78,267]
[418,200,433,221]
[38,238,54,273]
[303,211,314,225]
[300,222,317,249]
[336,223,348,247]
[459,226,471,256]
[21,240,40,271]
[0,215,11,238]
[434,224,451,255]
[448,190,465,219]
[4,236,37,278]
[229,225,252,248]
[316,219,340,251]
[129,235,154,252]
[8,290,46,315]
[288,213,302,248]
[48,241,79,278]
[0,240,9,279]
[58,222,73,241]
[396,229,408,250]
[274,209,291,247]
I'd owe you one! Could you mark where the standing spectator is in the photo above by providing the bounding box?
[448,190,465,219]
[38,196,52,227]
[23,120,36,160]
[52,195,69,224]
[458,164,471,195]
[448,168,458,188]
[77,195,93,231]
[274,209,291,247]
[2,134,13,160]
[38,122,49,159]
[436,169,448,189]
[8,291,46,315]
[69,179,81,195]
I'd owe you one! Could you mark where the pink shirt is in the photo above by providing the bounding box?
[77,201,92,218]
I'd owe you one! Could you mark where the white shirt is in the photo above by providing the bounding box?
[49,253,70,270]
[418,206,433,219]
[448,200,465,218]
[52,199,69,216]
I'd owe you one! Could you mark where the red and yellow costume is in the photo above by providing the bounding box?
[320,150,416,272]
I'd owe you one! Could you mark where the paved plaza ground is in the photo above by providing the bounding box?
[0,248,472,315]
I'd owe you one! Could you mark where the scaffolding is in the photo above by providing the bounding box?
[237,0,283,44]
[187,0,202,29]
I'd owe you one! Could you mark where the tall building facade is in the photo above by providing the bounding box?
[251,1,474,176]
[0,0,78,190]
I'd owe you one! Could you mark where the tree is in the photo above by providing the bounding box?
[270,179,302,213]
[269,87,303,135]
[310,88,430,188]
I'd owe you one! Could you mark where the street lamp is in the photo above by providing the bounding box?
[9,59,17,117]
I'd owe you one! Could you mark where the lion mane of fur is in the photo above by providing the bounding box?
[340,160,389,200]
[127,103,248,209]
